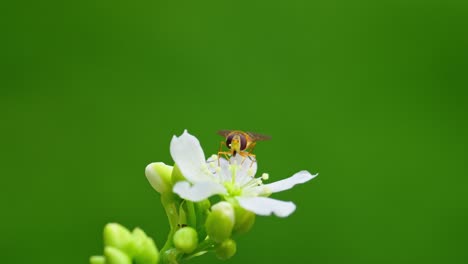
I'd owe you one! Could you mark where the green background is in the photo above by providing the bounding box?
[2,0,467,263]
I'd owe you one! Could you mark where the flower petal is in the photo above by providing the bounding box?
[173,181,227,202]
[206,155,231,182]
[170,130,215,183]
[262,170,317,194]
[236,197,296,217]
[231,155,258,186]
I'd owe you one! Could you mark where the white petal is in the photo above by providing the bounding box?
[170,130,214,183]
[232,155,258,186]
[219,158,232,182]
[206,155,219,174]
[206,155,231,182]
[262,170,317,194]
[173,181,227,202]
[236,197,296,217]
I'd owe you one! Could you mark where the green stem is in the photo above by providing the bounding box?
[159,194,182,264]
[161,194,179,229]
[196,238,215,252]
[182,238,215,261]
[186,201,196,228]
[160,228,176,256]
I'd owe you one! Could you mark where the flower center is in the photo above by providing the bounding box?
[224,181,242,196]
[224,163,243,196]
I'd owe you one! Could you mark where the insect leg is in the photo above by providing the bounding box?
[247,142,257,154]
[218,141,228,166]
[217,151,232,165]
[247,153,256,168]
[243,142,257,167]
[239,151,248,165]
[218,141,223,166]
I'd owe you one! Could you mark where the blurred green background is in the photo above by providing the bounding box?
[1,0,468,263]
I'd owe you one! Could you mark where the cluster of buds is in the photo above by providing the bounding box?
[90,223,159,264]
[144,161,254,262]
[90,130,316,264]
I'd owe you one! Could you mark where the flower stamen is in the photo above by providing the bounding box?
[229,163,238,184]
[241,177,263,189]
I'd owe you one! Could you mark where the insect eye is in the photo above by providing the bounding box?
[226,134,234,147]
[239,134,247,150]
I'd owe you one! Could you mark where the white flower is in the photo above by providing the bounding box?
[170,130,317,217]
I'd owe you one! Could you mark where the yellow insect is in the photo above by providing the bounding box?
[217,130,271,166]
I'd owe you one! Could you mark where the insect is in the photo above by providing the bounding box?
[217,130,271,166]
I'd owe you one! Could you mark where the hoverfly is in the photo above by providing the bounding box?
[217,130,271,166]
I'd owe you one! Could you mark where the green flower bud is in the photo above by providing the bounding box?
[205,202,235,243]
[215,239,237,260]
[233,205,255,235]
[129,228,147,253]
[171,164,185,184]
[104,247,131,264]
[90,256,106,264]
[173,227,198,254]
[196,199,211,212]
[145,162,173,194]
[132,228,160,264]
[104,223,133,254]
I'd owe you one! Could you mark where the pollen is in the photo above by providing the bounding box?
[209,161,217,168]
[261,173,269,180]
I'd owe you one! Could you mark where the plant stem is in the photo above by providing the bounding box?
[186,201,196,228]
[159,194,181,264]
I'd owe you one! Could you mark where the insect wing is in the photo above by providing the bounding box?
[217,130,234,138]
[247,132,271,141]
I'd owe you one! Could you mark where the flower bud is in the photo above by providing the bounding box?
[104,223,133,254]
[233,205,255,235]
[196,199,211,212]
[171,164,185,184]
[173,227,198,254]
[135,238,159,264]
[145,162,173,194]
[215,239,237,260]
[104,247,131,264]
[205,202,235,243]
[132,228,160,264]
[90,256,106,264]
